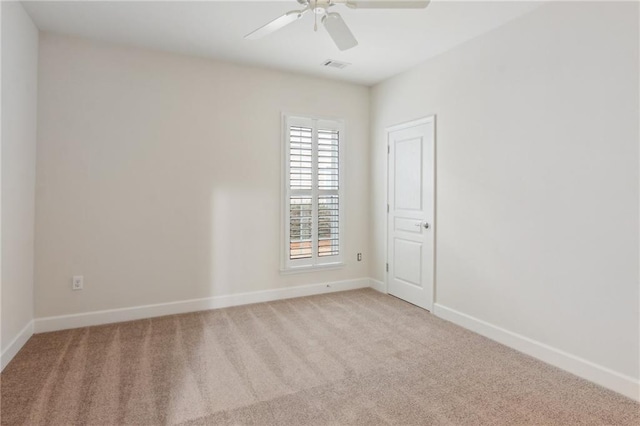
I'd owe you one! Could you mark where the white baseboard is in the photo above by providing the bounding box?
[433,303,640,402]
[1,320,34,371]
[34,278,371,333]
[369,278,386,293]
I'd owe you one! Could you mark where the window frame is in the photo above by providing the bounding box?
[281,113,346,273]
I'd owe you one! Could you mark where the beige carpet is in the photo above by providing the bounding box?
[1,289,638,425]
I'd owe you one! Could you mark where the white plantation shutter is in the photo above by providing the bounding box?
[289,126,313,190]
[317,128,340,258]
[318,195,339,257]
[284,116,344,269]
[289,196,313,259]
[318,129,339,191]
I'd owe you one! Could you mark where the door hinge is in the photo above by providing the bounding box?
[386,263,389,272]
[387,204,390,213]
[387,145,390,154]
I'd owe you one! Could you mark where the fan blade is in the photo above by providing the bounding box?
[322,12,358,51]
[244,9,307,39]
[344,0,430,9]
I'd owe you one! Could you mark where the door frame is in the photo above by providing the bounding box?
[385,115,436,310]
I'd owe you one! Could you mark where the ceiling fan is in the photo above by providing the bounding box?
[244,0,430,51]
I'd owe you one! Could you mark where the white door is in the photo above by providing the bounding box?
[387,117,435,310]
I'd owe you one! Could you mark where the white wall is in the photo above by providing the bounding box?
[35,33,370,318]
[371,0,639,392]
[1,1,39,362]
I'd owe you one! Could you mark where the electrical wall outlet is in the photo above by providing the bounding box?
[72,275,84,291]
[357,253,362,262]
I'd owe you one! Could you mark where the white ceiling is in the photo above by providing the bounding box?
[23,1,542,86]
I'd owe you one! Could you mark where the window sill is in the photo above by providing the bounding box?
[280,262,345,275]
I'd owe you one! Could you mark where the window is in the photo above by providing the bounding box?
[283,115,344,271]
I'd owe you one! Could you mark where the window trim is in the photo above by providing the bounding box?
[281,113,346,273]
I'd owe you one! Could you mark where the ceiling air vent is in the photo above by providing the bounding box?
[323,60,351,70]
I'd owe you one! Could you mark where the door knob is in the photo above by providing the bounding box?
[415,221,430,229]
